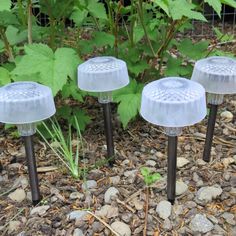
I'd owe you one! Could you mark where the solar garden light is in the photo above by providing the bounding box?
[191,56,236,162]
[140,77,206,204]
[0,82,56,205]
[77,56,129,166]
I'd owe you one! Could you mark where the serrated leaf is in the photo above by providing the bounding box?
[204,0,222,17]
[0,67,11,86]
[87,0,107,20]
[5,25,27,45]
[127,60,150,76]
[12,43,81,95]
[169,0,207,21]
[165,57,193,77]
[221,0,236,8]
[152,0,170,16]
[0,11,18,27]
[0,0,11,11]
[93,31,115,48]
[61,80,84,102]
[133,26,144,44]
[177,39,209,60]
[141,167,150,177]
[70,8,88,26]
[113,80,143,128]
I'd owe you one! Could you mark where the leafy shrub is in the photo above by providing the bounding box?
[0,0,235,129]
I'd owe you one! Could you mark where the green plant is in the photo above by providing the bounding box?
[140,167,161,186]
[37,116,84,179]
[0,0,235,130]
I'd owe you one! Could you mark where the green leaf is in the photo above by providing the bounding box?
[177,39,209,60]
[12,44,81,95]
[165,57,193,77]
[61,80,84,102]
[72,108,91,132]
[5,25,27,45]
[151,173,161,182]
[153,0,170,16]
[214,27,235,42]
[0,0,11,11]
[204,0,222,17]
[127,60,150,76]
[93,31,115,48]
[70,8,88,26]
[0,11,18,27]
[87,0,107,20]
[133,26,144,44]
[169,0,207,21]
[113,80,143,128]
[57,106,91,132]
[221,0,236,8]
[0,67,11,86]
[141,167,150,177]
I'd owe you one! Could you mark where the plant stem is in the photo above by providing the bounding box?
[137,0,155,56]
[45,0,56,50]
[17,0,27,26]
[27,0,33,44]
[143,186,149,236]
[0,28,14,62]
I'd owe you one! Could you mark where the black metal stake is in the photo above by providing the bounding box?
[24,135,41,205]
[102,103,115,166]
[203,104,218,162]
[167,135,178,205]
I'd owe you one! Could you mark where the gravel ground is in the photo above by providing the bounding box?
[0,94,236,236]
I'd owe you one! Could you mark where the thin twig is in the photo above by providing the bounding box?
[143,186,149,236]
[27,0,33,44]
[116,198,136,213]
[125,189,142,203]
[86,211,120,236]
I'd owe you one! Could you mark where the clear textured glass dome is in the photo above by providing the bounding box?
[77,56,129,92]
[0,81,56,124]
[140,77,207,127]
[191,56,236,94]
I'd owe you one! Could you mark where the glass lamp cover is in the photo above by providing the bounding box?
[0,81,56,124]
[77,56,129,92]
[140,77,207,127]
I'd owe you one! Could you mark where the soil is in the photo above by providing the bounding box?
[0,94,236,236]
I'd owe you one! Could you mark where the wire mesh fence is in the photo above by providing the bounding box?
[191,4,236,37]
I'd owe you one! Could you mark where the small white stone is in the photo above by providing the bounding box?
[156,200,172,219]
[8,221,21,234]
[30,205,50,216]
[196,185,222,203]
[8,189,26,202]
[109,176,120,185]
[81,180,97,191]
[145,160,156,167]
[220,111,233,122]
[163,218,172,230]
[196,159,207,166]
[104,187,119,203]
[176,181,188,196]
[67,210,88,221]
[95,205,119,218]
[177,157,190,168]
[221,212,235,225]
[73,228,84,236]
[111,221,131,236]
[70,192,84,200]
[190,214,214,233]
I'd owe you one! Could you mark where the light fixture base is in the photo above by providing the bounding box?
[207,93,224,105]
[164,127,182,136]
[98,91,112,104]
[17,123,37,136]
